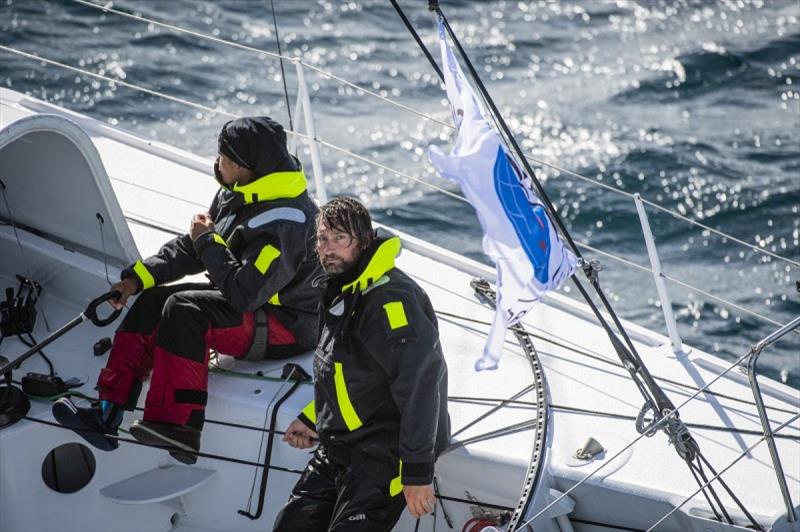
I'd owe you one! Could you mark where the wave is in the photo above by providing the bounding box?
[613,32,800,104]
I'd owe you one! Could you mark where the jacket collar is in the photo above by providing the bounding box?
[232,168,307,204]
[326,230,401,295]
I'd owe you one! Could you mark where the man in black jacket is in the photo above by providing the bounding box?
[273,197,450,531]
[53,117,321,463]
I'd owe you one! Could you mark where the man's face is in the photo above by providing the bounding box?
[316,222,361,274]
[216,152,247,186]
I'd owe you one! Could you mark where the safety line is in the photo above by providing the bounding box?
[22,414,302,473]
[517,349,755,529]
[2,40,793,312]
[435,310,796,416]
[69,0,452,129]
[646,413,800,531]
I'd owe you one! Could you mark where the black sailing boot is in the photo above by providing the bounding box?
[52,398,123,452]
[128,420,201,465]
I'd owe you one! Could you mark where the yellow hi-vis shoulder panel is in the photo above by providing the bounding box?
[233,170,307,204]
[212,233,227,247]
[301,400,316,424]
[389,460,403,496]
[341,236,401,293]
[268,292,281,306]
[333,362,363,431]
[383,301,408,330]
[132,260,155,290]
[254,245,281,274]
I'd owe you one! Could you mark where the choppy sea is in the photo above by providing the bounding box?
[1,0,798,387]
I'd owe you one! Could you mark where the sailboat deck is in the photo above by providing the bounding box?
[1,88,798,531]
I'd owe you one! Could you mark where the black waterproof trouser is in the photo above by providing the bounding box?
[99,283,305,430]
[273,444,407,532]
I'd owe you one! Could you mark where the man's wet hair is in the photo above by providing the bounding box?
[317,197,375,250]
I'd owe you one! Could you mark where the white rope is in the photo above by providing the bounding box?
[517,349,755,529]
[313,138,469,204]
[71,0,286,60]
[48,1,800,269]
[646,412,800,531]
[639,197,799,267]
[575,241,790,330]
[0,44,788,332]
[0,45,239,119]
[70,0,453,129]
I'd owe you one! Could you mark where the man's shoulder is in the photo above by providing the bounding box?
[359,268,427,310]
[240,195,316,232]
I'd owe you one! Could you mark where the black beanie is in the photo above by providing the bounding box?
[217,117,297,177]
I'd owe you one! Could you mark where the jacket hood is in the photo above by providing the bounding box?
[218,116,297,177]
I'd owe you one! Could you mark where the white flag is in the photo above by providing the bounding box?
[429,19,578,371]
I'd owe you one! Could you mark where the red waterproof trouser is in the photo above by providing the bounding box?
[97,283,297,429]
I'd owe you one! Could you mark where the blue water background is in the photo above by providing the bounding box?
[1,0,798,387]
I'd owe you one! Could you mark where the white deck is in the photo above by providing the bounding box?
[1,89,798,532]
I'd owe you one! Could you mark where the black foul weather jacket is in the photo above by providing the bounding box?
[298,231,450,488]
[121,117,322,351]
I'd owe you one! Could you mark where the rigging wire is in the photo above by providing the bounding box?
[268,0,293,133]
[436,309,797,416]
[21,408,517,514]
[394,6,766,525]
[69,0,452,129]
[22,1,798,270]
[0,4,793,525]
[517,348,755,529]
[1,40,794,314]
[647,413,800,531]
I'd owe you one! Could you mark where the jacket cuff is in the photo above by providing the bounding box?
[298,400,316,431]
[120,269,143,293]
[400,461,433,486]
[193,231,225,257]
[122,260,154,293]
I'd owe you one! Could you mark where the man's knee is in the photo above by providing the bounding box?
[118,286,173,333]
[161,293,203,323]
[273,494,333,532]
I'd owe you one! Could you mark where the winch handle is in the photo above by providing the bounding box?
[85,291,122,327]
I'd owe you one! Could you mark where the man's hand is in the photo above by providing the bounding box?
[404,484,436,519]
[109,277,139,310]
[190,213,215,241]
[282,418,318,449]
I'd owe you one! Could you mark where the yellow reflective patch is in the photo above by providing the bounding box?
[212,233,227,247]
[383,301,408,330]
[254,245,281,274]
[333,362,363,431]
[132,260,155,290]
[301,400,316,424]
[268,292,280,306]
[233,170,307,204]
[389,460,403,496]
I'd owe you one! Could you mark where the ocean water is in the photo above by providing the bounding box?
[1,0,798,387]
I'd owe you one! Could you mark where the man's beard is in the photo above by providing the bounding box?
[322,255,357,275]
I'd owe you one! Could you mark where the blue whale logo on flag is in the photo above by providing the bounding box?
[493,146,552,285]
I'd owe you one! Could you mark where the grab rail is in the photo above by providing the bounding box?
[746,315,800,523]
